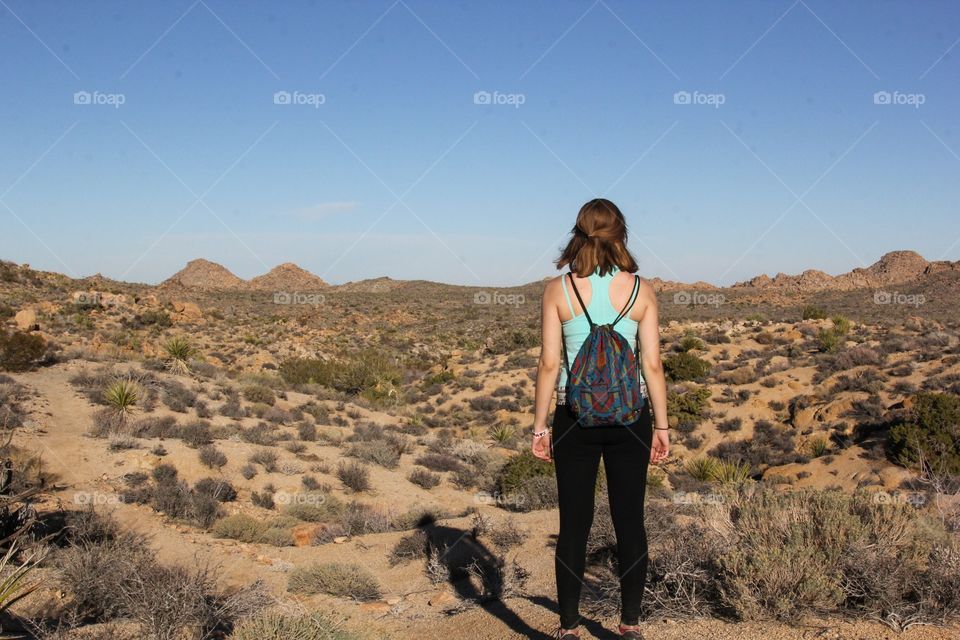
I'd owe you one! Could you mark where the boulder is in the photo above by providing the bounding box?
[13,308,38,331]
[170,301,204,324]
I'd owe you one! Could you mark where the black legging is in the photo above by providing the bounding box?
[551,401,653,629]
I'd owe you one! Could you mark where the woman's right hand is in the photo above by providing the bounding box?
[651,429,669,464]
[531,431,552,462]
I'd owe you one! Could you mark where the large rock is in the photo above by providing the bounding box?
[13,308,38,331]
[170,301,204,324]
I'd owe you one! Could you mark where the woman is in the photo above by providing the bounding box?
[531,198,669,639]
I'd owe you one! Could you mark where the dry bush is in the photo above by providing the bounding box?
[336,461,370,492]
[287,562,382,601]
[408,468,440,489]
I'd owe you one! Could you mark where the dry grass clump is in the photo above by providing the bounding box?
[287,562,382,601]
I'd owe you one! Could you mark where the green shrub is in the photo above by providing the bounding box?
[663,352,710,381]
[287,562,382,601]
[888,392,960,475]
[802,305,827,320]
[163,336,195,374]
[0,329,48,372]
[103,379,142,416]
[243,384,276,406]
[668,386,712,427]
[685,456,722,482]
[497,449,554,495]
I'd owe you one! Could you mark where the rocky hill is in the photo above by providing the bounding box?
[160,258,245,290]
[733,250,959,292]
[247,263,329,291]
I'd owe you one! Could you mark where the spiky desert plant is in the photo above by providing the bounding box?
[103,379,142,418]
[163,336,195,375]
[0,539,43,617]
[685,456,722,482]
[488,424,516,446]
[710,460,753,485]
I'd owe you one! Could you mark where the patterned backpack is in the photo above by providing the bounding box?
[561,271,646,427]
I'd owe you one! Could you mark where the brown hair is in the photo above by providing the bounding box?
[555,198,639,277]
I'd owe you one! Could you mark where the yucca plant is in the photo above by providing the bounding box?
[0,539,42,620]
[103,379,141,417]
[489,424,516,446]
[163,336,195,375]
[710,460,753,485]
[808,436,830,458]
[685,456,722,482]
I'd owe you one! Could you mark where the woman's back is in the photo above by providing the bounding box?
[557,265,642,390]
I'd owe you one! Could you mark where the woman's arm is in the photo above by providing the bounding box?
[532,279,562,461]
[637,281,669,463]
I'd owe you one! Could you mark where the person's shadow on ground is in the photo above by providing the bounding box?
[423,523,617,639]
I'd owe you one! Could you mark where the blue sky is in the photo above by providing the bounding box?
[1,0,958,286]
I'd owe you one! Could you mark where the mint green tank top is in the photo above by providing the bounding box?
[557,266,642,392]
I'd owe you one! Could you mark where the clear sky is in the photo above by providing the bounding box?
[1,0,958,286]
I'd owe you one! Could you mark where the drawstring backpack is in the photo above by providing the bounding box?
[561,271,646,427]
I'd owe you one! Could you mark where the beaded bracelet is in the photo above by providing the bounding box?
[533,429,549,438]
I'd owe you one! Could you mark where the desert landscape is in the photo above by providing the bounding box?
[0,250,958,639]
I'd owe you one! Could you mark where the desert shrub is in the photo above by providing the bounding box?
[716,417,743,433]
[298,421,317,441]
[511,475,559,511]
[408,468,441,489]
[211,513,292,546]
[888,392,960,476]
[219,396,246,419]
[663,352,710,382]
[802,305,827,320]
[240,463,257,480]
[232,610,362,640]
[56,512,265,638]
[496,449,554,495]
[337,461,371,492]
[162,380,196,412]
[668,386,711,427]
[0,329,48,371]
[339,501,392,535]
[287,562,382,601]
[389,529,429,566]
[179,420,212,448]
[415,453,465,473]
[130,415,179,439]
[193,478,236,502]
[249,449,279,472]
[251,491,275,510]
[346,440,400,469]
[243,384,276,406]
[485,517,528,550]
[198,444,228,469]
[283,493,343,523]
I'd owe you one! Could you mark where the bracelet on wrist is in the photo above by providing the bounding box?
[533,429,549,438]
[653,426,670,431]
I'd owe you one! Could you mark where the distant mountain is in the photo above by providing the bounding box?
[160,259,244,290]
[733,251,958,291]
[248,263,329,291]
[333,276,405,293]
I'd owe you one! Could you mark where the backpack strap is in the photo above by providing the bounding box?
[611,275,640,327]
[566,272,595,329]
